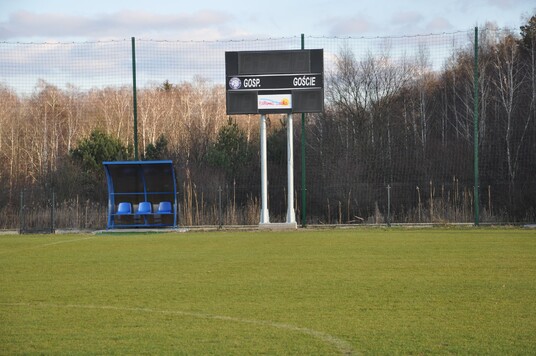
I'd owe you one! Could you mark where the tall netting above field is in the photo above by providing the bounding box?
[1,23,535,228]
[298,32,479,224]
[303,29,535,224]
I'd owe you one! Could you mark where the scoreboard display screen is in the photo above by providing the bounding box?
[225,49,324,114]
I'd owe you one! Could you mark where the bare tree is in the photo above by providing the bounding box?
[64,84,87,152]
[492,32,529,200]
[0,86,22,199]
[92,87,132,142]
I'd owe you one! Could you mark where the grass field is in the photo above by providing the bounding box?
[1,228,536,355]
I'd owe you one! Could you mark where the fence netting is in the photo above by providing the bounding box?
[1,26,535,229]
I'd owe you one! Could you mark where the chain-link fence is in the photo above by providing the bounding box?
[1,25,535,230]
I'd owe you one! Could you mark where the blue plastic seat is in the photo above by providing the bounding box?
[157,201,172,214]
[116,202,132,215]
[137,201,152,214]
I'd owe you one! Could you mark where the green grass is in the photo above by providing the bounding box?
[1,228,536,354]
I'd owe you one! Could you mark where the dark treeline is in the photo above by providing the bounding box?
[1,18,535,228]
[313,20,536,223]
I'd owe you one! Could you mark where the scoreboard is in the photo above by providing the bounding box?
[225,49,324,115]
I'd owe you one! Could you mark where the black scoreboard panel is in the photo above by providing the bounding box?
[240,51,309,74]
[226,91,258,115]
[225,49,324,114]
[292,89,324,113]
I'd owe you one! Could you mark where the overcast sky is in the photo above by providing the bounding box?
[0,0,534,42]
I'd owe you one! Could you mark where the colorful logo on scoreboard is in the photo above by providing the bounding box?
[258,94,292,110]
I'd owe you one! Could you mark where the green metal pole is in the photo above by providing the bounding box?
[300,33,307,227]
[131,37,139,160]
[473,27,480,226]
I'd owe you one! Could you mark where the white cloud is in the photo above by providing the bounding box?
[484,0,519,10]
[425,17,453,32]
[0,10,236,40]
[391,11,424,26]
[322,15,377,36]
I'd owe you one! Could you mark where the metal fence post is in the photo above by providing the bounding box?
[473,27,480,226]
[218,186,223,229]
[19,191,24,234]
[51,189,55,233]
[132,37,139,160]
[387,185,391,227]
[301,33,307,227]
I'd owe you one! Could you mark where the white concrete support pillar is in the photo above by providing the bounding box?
[286,114,296,224]
[259,114,270,224]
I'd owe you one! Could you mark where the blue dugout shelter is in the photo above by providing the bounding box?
[103,160,177,229]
